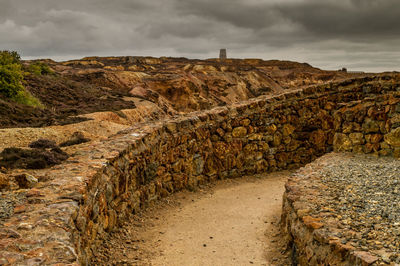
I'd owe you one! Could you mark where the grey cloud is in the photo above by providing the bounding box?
[276,0,400,40]
[176,0,283,29]
[0,0,398,72]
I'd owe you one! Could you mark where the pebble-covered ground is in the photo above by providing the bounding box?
[315,154,400,264]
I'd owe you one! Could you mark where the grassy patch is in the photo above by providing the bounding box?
[12,88,44,108]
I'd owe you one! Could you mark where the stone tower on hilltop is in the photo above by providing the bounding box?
[219,49,227,60]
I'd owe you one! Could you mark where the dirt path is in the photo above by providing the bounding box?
[93,172,292,266]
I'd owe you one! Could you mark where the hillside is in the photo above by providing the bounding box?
[1,56,363,129]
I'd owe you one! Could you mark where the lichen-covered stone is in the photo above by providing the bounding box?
[349,132,364,145]
[232,127,247,138]
[240,118,251,127]
[14,174,38,189]
[365,133,383,144]
[362,118,381,133]
[193,154,204,175]
[266,124,277,134]
[282,124,296,137]
[0,173,10,190]
[385,127,400,147]
[310,129,326,147]
[273,132,282,147]
[333,133,352,151]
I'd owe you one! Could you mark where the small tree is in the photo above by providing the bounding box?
[0,50,24,98]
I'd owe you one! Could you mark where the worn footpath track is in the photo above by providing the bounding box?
[92,172,292,266]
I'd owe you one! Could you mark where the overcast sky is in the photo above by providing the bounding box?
[1,0,399,72]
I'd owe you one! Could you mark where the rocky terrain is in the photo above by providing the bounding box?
[0,56,366,152]
[2,56,361,129]
[321,155,400,258]
[1,56,398,265]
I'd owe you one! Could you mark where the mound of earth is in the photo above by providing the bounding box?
[0,146,68,169]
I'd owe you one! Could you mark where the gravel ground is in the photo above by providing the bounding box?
[316,154,400,264]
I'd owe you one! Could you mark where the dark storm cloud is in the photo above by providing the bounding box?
[176,0,283,29]
[276,0,400,40]
[0,0,398,71]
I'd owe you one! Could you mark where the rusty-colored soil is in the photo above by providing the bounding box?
[1,56,363,129]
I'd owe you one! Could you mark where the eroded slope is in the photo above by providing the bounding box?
[1,56,364,128]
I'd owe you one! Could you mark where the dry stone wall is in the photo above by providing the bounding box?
[281,78,400,265]
[333,86,400,157]
[76,75,399,264]
[1,75,399,265]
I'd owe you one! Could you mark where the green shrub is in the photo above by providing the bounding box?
[26,61,54,75]
[0,50,24,98]
[13,89,43,108]
[0,51,20,64]
[0,51,43,108]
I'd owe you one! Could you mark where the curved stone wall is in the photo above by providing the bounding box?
[333,90,400,156]
[1,75,398,265]
[282,78,400,265]
[75,75,399,264]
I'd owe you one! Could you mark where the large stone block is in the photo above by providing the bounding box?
[365,134,383,144]
[273,132,282,147]
[349,133,364,145]
[192,154,205,175]
[342,122,361,133]
[333,133,352,151]
[310,129,326,147]
[384,127,400,147]
[266,124,277,134]
[14,174,38,189]
[0,173,10,190]
[362,118,381,133]
[232,127,247,138]
[282,124,296,137]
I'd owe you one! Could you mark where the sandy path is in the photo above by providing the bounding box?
[93,172,291,265]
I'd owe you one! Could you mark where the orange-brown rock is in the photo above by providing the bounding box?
[0,173,10,190]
